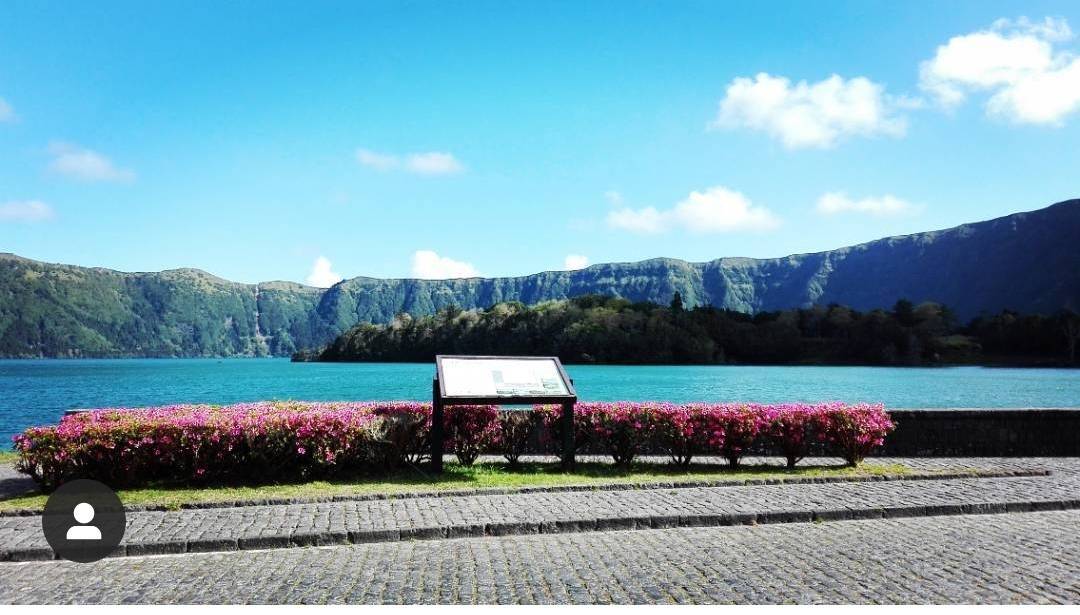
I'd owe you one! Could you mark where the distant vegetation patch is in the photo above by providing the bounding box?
[305,295,1080,366]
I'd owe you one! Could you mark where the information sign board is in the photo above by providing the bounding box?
[438,356,573,399]
[431,355,578,472]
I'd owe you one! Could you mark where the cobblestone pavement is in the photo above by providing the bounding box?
[1,510,1078,603]
[0,458,1077,560]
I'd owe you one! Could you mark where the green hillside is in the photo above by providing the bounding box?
[1,199,1078,357]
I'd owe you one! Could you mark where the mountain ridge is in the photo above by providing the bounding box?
[0,198,1070,287]
[1,199,1078,357]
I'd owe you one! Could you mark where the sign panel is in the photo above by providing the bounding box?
[437,356,573,399]
[432,355,577,473]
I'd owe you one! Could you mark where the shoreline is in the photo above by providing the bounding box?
[2,355,1077,369]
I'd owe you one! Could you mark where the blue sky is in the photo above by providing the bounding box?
[2,1,1079,286]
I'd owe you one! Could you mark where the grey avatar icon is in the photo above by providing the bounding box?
[42,479,126,563]
[66,502,103,540]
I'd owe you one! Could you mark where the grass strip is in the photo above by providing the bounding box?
[0,460,912,512]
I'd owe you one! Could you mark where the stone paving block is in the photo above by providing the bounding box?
[446,524,485,538]
[648,515,680,529]
[887,505,927,518]
[595,517,635,531]
[812,509,846,521]
[924,503,964,516]
[0,457,1077,562]
[4,510,1080,604]
[681,513,722,527]
[553,519,594,533]
[237,536,289,551]
[726,513,758,525]
[7,547,55,561]
[187,538,238,553]
[349,529,400,543]
[399,526,446,541]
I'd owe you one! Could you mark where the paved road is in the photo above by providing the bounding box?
[1,457,1072,559]
[1,510,1078,604]
[0,463,34,500]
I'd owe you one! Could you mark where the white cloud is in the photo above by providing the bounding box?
[355,148,399,171]
[405,152,464,175]
[607,186,779,234]
[305,256,343,288]
[0,200,54,223]
[603,190,623,206]
[411,250,480,279]
[355,148,465,176]
[607,206,670,234]
[710,72,907,149]
[992,16,1073,43]
[920,17,1080,124]
[673,186,780,232]
[0,98,14,123]
[563,254,589,270]
[815,192,917,217]
[48,142,135,182]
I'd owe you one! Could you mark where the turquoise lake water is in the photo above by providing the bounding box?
[1,359,1078,446]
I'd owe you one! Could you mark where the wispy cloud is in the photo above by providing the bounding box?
[920,17,1080,124]
[710,73,908,149]
[356,148,465,176]
[405,152,464,175]
[563,254,589,270]
[0,97,15,123]
[603,190,623,206]
[0,200,55,223]
[816,192,919,217]
[411,250,480,279]
[607,186,779,234]
[355,148,398,172]
[48,142,136,182]
[606,206,669,234]
[305,256,343,288]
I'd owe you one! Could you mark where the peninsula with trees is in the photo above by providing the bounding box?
[301,295,1080,367]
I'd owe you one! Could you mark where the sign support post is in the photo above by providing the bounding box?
[432,377,445,474]
[560,400,575,470]
[431,355,578,474]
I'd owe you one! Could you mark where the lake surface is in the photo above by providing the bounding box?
[1,359,1078,446]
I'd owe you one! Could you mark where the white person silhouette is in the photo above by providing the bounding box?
[66,502,102,540]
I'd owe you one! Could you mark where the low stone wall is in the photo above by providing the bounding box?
[558,408,1080,458]
[879,409,1080,457]
[64,406,1080,457]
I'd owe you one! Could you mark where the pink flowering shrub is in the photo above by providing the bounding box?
[712,404,770,468]
[498,411,535,467]
[535,404,595,459]
[443,404,500,466]
[588,402,659,466]
[13,402,388,489]
[821,403,895,466]
[767,403,831,469]
[652,403,715,466]
[12,400,895,489]
[371,402,432,466]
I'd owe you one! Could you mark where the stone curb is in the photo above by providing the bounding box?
[0,469,1049,517]
[3,492,1077,563]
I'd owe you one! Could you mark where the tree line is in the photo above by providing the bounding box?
[301,294,1080,366]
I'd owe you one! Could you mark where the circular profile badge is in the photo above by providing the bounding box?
[42,479,126,563]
